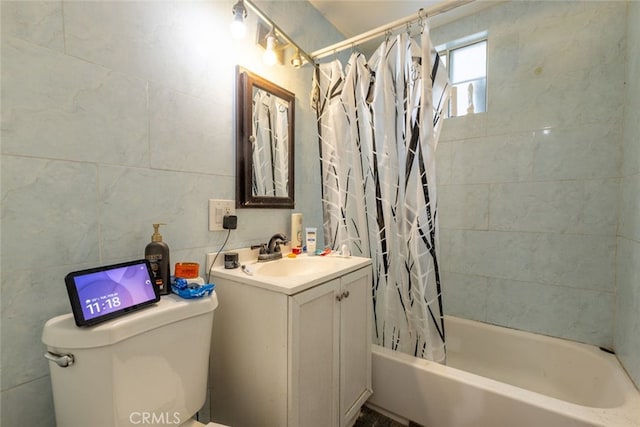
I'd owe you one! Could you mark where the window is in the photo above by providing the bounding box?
[438,35,487,118]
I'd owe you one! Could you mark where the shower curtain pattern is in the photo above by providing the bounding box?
[312,28,449,362]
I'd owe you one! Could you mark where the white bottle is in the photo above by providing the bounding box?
[305,227,317,255]
[291,213,303,249]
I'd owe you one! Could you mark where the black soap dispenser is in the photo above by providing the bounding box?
[145,223,170,295]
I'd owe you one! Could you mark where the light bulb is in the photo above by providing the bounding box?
[230,18,246,40]
[230,0,247,40]
[263,32,277,66]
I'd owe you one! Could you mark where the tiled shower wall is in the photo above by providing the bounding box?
[616,0,640,388]
[0,1,342,424]
[432,1,626,348]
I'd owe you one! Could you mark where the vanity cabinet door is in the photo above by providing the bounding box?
[289,278,341,427]
[288,267,373,427]
[339,268,373,427]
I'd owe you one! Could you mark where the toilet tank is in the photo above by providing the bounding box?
[42,293,218,427]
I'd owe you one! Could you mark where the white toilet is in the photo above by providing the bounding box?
[42,293,225,427]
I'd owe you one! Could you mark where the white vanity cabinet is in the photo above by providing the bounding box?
[209,262,372,427]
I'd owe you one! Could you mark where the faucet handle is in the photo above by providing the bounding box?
[251,243,268,254]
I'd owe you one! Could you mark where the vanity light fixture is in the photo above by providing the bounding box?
[230,0,248,40]
[263,27,277,66]
[231,0,313,68]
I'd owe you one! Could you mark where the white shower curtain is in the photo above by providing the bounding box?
[312,27,449,362]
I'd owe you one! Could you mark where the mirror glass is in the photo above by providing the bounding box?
[236,67,295,208]
[251,87,290,197]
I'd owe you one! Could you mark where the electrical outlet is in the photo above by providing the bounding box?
[209,199,236,231]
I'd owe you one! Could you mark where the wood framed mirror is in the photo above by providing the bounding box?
[236,67,295,209]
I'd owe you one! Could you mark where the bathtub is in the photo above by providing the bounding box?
[367,316,640,427]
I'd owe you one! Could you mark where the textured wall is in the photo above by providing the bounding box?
[0,1,343,424]
[615,0,640,388]
[432,1,626,348]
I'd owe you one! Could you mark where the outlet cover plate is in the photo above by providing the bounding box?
[209,199,236,231]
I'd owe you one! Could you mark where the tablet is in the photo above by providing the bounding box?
[65,259,161,327]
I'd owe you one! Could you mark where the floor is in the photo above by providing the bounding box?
[354,406,421,427]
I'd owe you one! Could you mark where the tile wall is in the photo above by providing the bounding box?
[0,1,343,424]
[432,1,626,348]
[2,2,638,424]
[615,0,640,387]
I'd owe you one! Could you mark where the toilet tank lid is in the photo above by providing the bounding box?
[42,293,218,349]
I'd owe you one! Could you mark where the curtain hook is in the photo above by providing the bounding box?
[384,29,392,42]
[417,8,427,33]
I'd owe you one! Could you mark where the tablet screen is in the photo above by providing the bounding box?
[65,259,161,327]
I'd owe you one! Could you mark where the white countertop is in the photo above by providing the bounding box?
[209,253,371,295]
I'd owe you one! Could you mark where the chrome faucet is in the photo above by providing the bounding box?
[256,233,289,262]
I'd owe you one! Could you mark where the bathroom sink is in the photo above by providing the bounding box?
[210,253,371,295]
[254,257,343,277]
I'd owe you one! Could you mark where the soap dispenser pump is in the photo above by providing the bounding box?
[145,223,170,295]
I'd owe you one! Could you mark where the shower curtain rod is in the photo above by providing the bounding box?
[310,0,475,60]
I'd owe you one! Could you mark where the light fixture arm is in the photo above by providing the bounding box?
[262,25,278,65]
[265,25,276,44]
[232,0,247,20]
